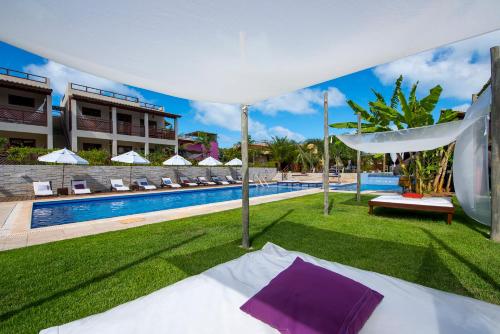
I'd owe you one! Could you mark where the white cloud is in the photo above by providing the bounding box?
[373,30,500,100]
[23,61,146,100]
[191,101,305,142]
[451,103,470,112]
[268,126,305,141]
[254,86,345,116]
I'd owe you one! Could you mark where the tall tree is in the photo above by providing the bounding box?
[268,136,296,171]
[195,133,213,158]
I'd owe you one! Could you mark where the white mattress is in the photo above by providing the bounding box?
[41,243,500,334]
[371,195,454,208]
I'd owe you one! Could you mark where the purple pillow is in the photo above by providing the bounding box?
[240,257,383,334]
[74,184,85,189]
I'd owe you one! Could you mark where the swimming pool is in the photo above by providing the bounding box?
[31,184,317,228]
[330,183,402,192]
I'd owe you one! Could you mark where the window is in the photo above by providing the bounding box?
[82,143,102,150]
[8,95,35,108]
[117,113,132,122]
[9,138,36,147]
[82,107,101,118]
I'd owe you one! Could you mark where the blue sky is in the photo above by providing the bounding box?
[1,30,499,147]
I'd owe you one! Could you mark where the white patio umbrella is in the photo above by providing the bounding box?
[163,154,192,182]
[199,156,222,178]
[38,148,89,190]
[225,158,242,181]
[111,151,150,185]
[225,158,242,166]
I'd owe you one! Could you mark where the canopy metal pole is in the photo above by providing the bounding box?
[241,104,250,248]
[490,46,500,242]
[356,113,361,202]
[62,164,65,189]
[323,92,330,215]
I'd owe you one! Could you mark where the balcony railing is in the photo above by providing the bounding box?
[77,116,111,133]
[139,101,163,111]
[0,67,48,84]
[149,127,176,140]
[0,105,47,126]
[71,83,164,111]
[71,83,139,103]
[117,121,145,137]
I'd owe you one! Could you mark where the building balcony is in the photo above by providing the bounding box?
[117,121,145,137]
[77,116,111,133]
[0,104,47,126]
[75,117,176,140]
[149,127,175,140]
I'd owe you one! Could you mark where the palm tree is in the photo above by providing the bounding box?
[295,143,319,172]
[268,136,296,171]
[195,133,213,158]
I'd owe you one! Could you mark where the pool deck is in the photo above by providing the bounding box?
[0,185,322,252]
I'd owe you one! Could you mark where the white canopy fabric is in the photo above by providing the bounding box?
[225,158,243,166]
[111,151,150,164]
[1,1,499,104]
[38,148,88,165]
[336,90,492,225]
[453,90,491,225]
[199,156,223,167]
[336,118,484,154]
[163,154,192,166]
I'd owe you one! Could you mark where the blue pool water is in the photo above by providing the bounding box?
[330,183,402,192]
[32,184,316,228]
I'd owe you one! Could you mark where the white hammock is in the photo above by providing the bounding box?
[337,89,491,225]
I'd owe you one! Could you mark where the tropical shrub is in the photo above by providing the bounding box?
[146,150,171,166]
[7,146,54,164]
[78,149,110,165]
[0,137,7,152]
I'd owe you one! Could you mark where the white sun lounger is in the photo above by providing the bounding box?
[225,175,242,184]
[161,177,181,188]
[179,176,198,187]
[70,180,91,195]
[33,181,54,197]
[212,176,230,185]
[135,178,157,190]
[110,179,130,192]
[197,176,216,185]
[40,243,500,334]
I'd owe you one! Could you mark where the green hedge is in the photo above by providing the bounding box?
[6,147,54,164]
[2,146,274,168]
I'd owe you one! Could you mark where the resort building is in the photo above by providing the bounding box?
[60,83,180,155]
[178,131,219,160]
[0,67,53,148]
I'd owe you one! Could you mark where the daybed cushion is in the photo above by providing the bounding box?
[241,257,383,334]
[74,189,91,195]
[40,243,500,334]
[37,184,50,191]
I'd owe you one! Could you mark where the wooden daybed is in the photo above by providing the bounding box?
[368,195,455,224]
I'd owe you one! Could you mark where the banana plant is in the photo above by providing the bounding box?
[330,75,403,133]
[330,75,459,194]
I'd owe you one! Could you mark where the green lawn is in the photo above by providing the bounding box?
[1,193,499,333]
